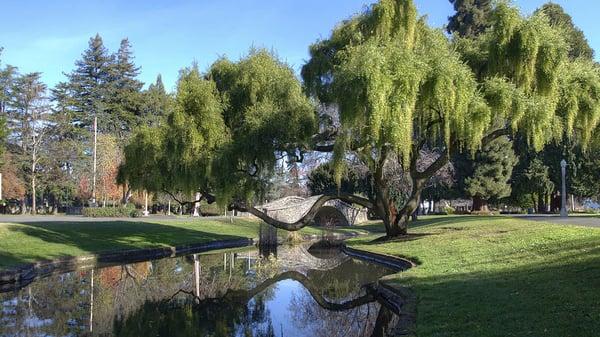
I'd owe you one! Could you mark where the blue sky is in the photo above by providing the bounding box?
[1,0,598,91]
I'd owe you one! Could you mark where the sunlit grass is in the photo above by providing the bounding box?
[348,216,600,337]
[0,218,357,269]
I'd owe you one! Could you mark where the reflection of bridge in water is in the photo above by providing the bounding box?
[258,196,369,227]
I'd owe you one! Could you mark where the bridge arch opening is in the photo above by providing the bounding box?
[313,206,349,227]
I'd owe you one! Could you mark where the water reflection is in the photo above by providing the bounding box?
[0,243,399,336]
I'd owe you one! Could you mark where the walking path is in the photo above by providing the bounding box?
[514,214,600,228]
[0,214,230,223]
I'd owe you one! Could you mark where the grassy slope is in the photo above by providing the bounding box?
[0,218,354,269]
[349,216,600,337]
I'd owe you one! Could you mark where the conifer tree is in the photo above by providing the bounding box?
[107,38,144,138]
[537,3,594,60]
[465,137,517,211]
[140,74,170,127]
[61,34,113,131]
[447,0,493,37]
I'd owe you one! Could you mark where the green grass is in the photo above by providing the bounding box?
[348,216,600,337]
[0,217,358,269]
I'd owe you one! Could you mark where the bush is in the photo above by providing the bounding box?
[199,200,225,216]
[443,206,456,215]
[82,205,141,218]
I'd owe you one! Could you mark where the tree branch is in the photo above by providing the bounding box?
[163,190,204,207]
[481,127,510,146]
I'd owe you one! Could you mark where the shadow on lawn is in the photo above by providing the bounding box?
[356,216,600,337]
[408,239,600,337]
[1,220,252,268]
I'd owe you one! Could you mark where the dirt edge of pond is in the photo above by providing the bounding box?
[343,245,417,337]
[0,238,255,290]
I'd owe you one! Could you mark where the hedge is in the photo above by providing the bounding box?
[82,205,141,218]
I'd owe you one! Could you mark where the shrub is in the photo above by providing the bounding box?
[82,205,141,218]
[443,206,456,215]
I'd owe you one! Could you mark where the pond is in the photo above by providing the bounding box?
[0,243,401,336]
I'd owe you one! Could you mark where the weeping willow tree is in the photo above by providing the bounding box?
[302,0,600,236]
[119,50,317,212]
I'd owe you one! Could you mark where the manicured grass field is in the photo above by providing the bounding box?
[349,216,600,337]
[0,217,355,269]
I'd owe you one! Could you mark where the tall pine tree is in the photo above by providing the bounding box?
[107,38,144,139]
[537,3,594,60]
[61,34,113,131]
[140,74,170,127]
[56,35,144,140]
[447,0,493,37]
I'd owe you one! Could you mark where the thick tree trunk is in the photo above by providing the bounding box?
[472,196,489,212]
[121,185,132,205]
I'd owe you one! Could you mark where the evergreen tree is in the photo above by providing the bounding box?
[61,34,113,131]
[537,3,594,60]
[307,162,369,196]
[57,35,144,139]
[447,0,493,37]
[140,74,170,127]
[465,137,517,211]
[107,38,144,138]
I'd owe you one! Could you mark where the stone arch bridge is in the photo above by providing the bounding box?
[257,196,368,227]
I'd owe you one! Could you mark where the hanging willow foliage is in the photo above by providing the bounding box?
[120,49,316,205]
[476,1,600,151]
[325,0,490,175]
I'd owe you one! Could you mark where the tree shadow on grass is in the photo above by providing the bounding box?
[357,216,502,235]
[0,220,254,269]
[412,258,600,336]
[388,235,600,337]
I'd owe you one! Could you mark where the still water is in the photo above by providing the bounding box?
[0,243,400,336]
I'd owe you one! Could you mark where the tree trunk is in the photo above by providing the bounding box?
[192,192,201,217]
[31,163,37,215]
[537,192,546,214]
[21,197,26,214]
[472,196,489,212]
[388,177,426,236]
[121,185,132,205]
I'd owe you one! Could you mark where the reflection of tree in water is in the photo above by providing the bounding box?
[0,246,398,336]
[112,288,277,337]
[0,273,89,336]
[289,286,381,337]
[306,258,392,301]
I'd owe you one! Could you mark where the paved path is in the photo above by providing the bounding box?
[512,214,600,228]
[0,214,234,224]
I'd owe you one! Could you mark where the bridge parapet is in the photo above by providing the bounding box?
[257,195,368,226]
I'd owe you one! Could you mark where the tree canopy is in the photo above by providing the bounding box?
[119,50,316,207]
[300,0,600,236]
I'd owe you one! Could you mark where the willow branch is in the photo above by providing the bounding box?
[482,127,510,145]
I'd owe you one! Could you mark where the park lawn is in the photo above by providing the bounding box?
[0,218,353,269]
[348,216,600,337]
